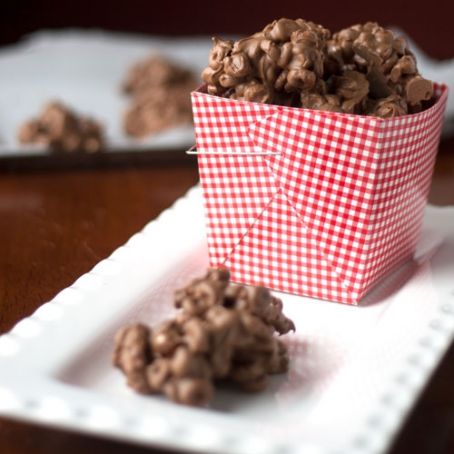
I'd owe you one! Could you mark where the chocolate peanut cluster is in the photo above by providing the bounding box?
[122,56,197,137]
[113,269,295,406]
[202,19,434,117]
[18,102,104,153]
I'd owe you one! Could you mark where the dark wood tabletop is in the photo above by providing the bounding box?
[1,143,454,454]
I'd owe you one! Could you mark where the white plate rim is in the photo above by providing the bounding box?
[0,185,453,454]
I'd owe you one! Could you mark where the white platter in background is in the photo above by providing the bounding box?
[0,186,454,454]
[0,29,453,159]
[0,30,216,156]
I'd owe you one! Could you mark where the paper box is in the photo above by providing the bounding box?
[191,84,448,304]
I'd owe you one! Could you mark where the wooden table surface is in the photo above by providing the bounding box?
[1,144,454,454]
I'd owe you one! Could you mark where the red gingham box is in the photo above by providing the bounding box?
[191,84,448,305]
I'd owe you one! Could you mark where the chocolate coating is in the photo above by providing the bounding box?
[113,268,295,406]
[301,92,341,112]
[123,55,196,138]
[203,18,434,118]
[329,70,369,113]
[368,94,408,118]
[404,75,434,106]
[18,101,104,153]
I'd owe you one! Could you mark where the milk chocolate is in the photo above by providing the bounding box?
[122,55,197,138]
[113,269,295,406]
[202,19,435,118]
[18,102,104,153]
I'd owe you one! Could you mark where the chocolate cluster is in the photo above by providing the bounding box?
[113,269,295,406]
[18,102,104,153]
[202,19,434,117]
[123,56,197,137]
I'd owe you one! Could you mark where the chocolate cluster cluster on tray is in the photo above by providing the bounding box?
[18,101,104,153]
[123,56,197,137]
[113,269,295,406]
[202,18,434,117]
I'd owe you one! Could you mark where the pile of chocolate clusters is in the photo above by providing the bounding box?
[202,19,434,117]
[18,102,104,153]
[113,269,295,406]
[122,56,197,137]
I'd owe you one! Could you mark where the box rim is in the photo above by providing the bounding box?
[192,83,448,125]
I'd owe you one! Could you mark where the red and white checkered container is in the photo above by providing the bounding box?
[191,84,448,304]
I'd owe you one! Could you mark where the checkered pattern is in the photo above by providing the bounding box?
[191,85,448,304]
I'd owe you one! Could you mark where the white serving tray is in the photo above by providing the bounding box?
[0,186,454,454]
[0,30,214,156]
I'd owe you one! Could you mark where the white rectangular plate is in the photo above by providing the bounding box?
[0,30,215,156]
[1,186,454,454]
